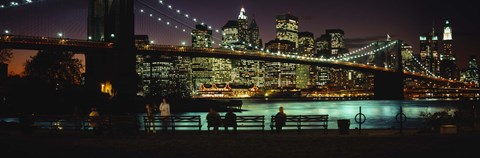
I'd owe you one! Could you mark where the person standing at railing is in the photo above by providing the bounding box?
[275,106,287,133]
[159,98,171,131]
[145,103,155,133]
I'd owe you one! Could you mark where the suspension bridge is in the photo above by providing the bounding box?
[0,0,476,101]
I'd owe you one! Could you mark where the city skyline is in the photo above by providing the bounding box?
[0,0,479,75]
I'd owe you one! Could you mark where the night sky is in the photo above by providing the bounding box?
[1,0,479,75]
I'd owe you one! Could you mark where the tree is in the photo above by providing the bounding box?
[24,50,83,86]
[0,49,13,64]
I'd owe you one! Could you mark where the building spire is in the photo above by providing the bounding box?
[443,20,452,40]
[238,6,247,20]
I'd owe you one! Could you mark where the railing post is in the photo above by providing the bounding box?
[396,106,407,134]
[355,106,366,134]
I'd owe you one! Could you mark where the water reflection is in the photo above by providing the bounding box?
[2,100,477,130]
[171,100,476,130]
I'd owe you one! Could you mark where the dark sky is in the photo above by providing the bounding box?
[1,0,479,74]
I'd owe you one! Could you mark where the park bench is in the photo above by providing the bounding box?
[207,115,265,131]
[32,115,83,132]
[270,115,329,133]
[83,115,139,135]
[143,115,202,132]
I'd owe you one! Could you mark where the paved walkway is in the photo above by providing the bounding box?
[1,129,480,158]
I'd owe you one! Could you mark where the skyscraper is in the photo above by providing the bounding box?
[326,29,348,58]
[192,24,214,90]
[222,20,241,49]
[237,7,249,47]
[225,7,265,88]
[419,27,440,75]
[248,17,262,50]
[440,20,459,80]
[297,32,316,89]
[464,56,479,86]
[442,20,454,61]
[315,35,331,58]
[264,39,296,89]
[298,32,315,57]
[276,13,299,48]
[136,35,192,98]
[401,43,414,71]
[192,24,213,48]
[314,29,349,89]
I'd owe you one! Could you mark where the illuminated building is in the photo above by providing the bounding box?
[237,7,249,47]
[442,20,454,60]
[276,13,299,48]
[136,35,192,98]
[263,61,281,89]
[326,29,348,57]
[401,43,415,87]
[232,59,266,88]
[265,39,296,53]
[298,32,315,56]
[248,17,262,50]
[212,58,233,84]
[222,20,242,49]
[192,24,212,48]
[315,29,349,89]
[440,20,459,80]
[297,32,316,89]
[223,6,265,89]
[315,35,330,58]
[314,35,331,86]
[463,56,479,86]
[401,43,414,70]
[419,27,440,75]
[264,39,296,89]
[191,24,214,90]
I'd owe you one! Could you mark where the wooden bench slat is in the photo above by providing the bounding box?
[207,115,265,131]
[270,115,329,133]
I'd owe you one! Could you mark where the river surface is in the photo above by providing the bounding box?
[157,99,479,130]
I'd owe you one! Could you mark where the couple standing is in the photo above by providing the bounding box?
[146,98,170,132]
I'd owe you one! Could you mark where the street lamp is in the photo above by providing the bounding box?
[181,41,186,46]
[4,30,10,34]
[57,33,63,38]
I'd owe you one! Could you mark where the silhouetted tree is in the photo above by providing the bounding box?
[24,50,83,87]
[13,50,86,114]
[0,49,13,64]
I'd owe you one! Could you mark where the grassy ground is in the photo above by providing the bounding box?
[1,129,480,158]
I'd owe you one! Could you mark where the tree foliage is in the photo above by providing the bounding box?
[24,50,83,86]
[0,49,13,63]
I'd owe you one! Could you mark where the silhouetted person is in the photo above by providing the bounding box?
[19,113,34,134]
[224,108,237,133]
[275,106,287,133]
[72,106,82,131]
[88,107,102,135]
[159,98,171,131]
[207,108,221,134]
[145,103,155,133]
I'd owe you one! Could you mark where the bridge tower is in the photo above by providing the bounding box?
[373,40,404,100]
[86,0,137,110]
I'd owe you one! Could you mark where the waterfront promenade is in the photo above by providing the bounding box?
[1,128,479,158]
